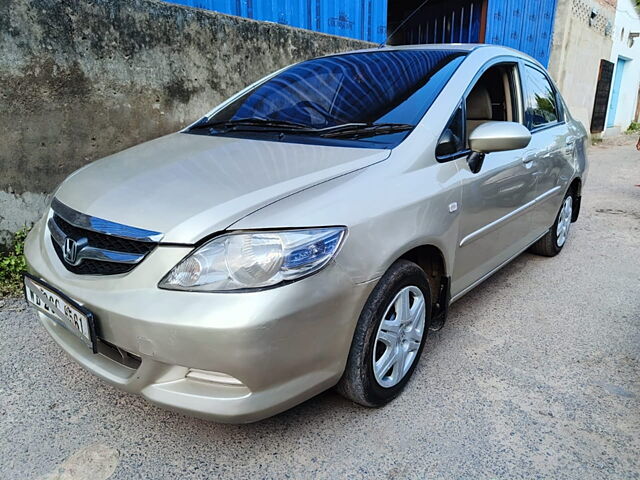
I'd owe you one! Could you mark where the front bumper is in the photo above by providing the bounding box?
[24,218,375,422]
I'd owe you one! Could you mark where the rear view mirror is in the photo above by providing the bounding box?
[468,121,532,154]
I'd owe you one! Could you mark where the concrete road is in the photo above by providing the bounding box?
[1,139,638,480]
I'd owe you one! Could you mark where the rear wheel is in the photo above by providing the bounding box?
[529,192,574,257]
[336,260,430,407]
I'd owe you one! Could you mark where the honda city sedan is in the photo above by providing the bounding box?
[24,44,587,422]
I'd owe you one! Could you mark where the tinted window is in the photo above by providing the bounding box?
[202,50,466,147]
[524,66,559,129]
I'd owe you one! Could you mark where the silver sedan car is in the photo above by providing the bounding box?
[24,44,587,423]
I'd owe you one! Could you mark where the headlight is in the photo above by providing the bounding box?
[159,227,346,292]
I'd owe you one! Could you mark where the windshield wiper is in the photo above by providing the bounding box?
[189,117,312,132]
[318,123,414,138]
[189,118,414,140]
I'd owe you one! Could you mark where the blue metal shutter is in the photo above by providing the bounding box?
[484,0,557,66]
[164,0,387,43]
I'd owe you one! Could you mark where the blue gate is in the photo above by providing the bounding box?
[165,0,387,43]
[392,0,557,67]
[484,0,558,66]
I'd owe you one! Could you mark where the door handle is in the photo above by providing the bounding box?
[565,137,575,154]
[522,151,536,165]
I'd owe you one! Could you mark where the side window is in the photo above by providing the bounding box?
[465,63,520,137]
[524,66,559,129]
[436,104,465,160]
[436,62,521,161]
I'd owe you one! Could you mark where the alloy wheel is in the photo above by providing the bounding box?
[556,196,573,247]
[372,286,426,388]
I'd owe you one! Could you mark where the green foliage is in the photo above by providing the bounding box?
[0,227,30,297]
[625,121,640,133]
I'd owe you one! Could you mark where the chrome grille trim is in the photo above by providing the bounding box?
[51,198,163,243]
[48,213,66,245]
[48,198,161,275]
[48,217,145,265]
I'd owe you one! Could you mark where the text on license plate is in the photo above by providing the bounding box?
[24,276,92,344]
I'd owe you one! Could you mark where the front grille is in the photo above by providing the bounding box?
[49,210,159,276]
[51,240,139,275]
[53,214,156,256]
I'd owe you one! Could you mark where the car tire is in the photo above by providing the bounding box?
[336,260,431,407]
[529,190,575,257]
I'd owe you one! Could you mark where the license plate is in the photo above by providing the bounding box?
[24,273,97,353]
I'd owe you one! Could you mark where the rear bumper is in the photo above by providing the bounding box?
[25,217,375,422]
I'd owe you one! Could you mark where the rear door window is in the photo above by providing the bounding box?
[523,66,559,130]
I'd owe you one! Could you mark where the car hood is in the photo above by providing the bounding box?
[54,133,390,243]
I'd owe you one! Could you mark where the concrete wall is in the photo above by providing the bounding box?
[604,0,640,133]
[0,0,370,247]
[548,0,615,132]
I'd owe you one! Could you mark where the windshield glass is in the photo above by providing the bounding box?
[193,49,467,148]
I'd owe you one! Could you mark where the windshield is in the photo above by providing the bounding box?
[191,49,467,148]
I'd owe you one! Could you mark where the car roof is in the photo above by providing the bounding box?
[376,43,484,52]
[321,43,540,67]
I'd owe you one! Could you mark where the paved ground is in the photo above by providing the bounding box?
[1,138,639,480]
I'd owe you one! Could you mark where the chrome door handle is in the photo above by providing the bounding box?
[522,152,536,165]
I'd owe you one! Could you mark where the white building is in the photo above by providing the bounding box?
[604,0,640,135]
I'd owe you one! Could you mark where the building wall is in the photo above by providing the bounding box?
[548,0,615,131]
[604,0,640,132]
[0,0,370,247]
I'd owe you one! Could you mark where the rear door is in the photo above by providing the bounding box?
[520,62,572,236]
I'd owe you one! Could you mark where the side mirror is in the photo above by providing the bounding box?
[468,121,532,154]
[467,121,532,174]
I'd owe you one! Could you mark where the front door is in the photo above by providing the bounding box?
[451,62,538,297]
[453,148,537,295]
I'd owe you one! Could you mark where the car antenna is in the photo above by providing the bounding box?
[378,0,432,49]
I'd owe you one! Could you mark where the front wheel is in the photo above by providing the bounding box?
[336,260,431,407]
[529,192,574,257]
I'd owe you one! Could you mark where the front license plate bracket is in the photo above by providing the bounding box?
[23,273,99,354]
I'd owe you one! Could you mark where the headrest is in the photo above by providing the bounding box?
[467,87,492,120]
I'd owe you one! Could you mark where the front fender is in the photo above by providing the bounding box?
[229,158,462,284]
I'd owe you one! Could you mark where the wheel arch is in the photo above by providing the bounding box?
[568,177,582,222]
[396,244,450,330]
